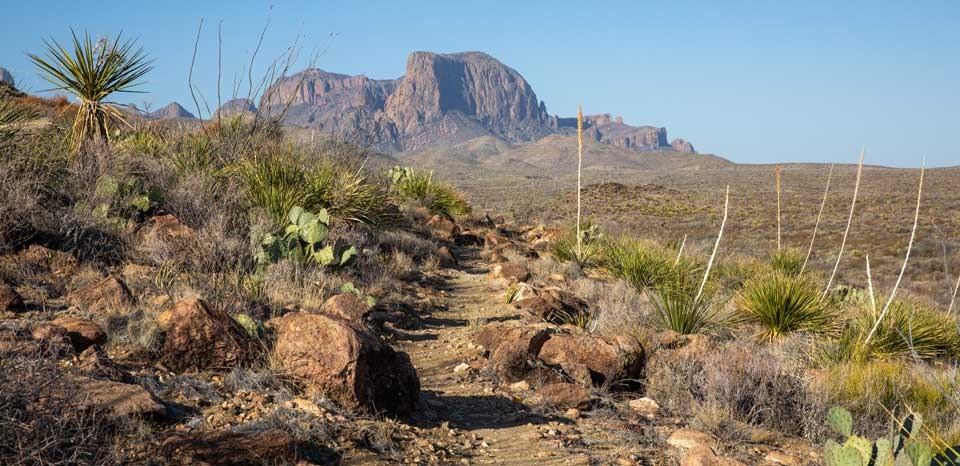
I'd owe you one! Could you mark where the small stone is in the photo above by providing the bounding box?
[509,380,530,392]
[627,396,660,418]
[667,429,714,450]
[453,362,471,373]
[564,408,580,420]
[765,451,800,466]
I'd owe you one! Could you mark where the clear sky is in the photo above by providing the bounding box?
[2,0,957,167]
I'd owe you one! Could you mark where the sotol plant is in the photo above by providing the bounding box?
[824,406,959,466]
[29,31,153,150]
[254,206,356,269]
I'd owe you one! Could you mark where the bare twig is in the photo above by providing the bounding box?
[801,163,834,275]
[188,18,204,126]
[694,186,730,305]
[823,148,865,299]
[865,161,925,344]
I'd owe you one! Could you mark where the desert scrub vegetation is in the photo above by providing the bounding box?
[734,271,836,341]
[388,165,470,219]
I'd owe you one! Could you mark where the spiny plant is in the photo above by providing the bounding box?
[308,159,399,227]
[388,165,470,219]
[235,154,309,227]
[0,96,35,144]
[850,300,960,361]
[647,262,726,335]
[735,271,834,340]
[253,206,356,269]
[28,31,153,150]
[91,174,163,223]
[551,220,604,269]
[603,236,672,291]
[823,406,959,466]
[770,247,806,276]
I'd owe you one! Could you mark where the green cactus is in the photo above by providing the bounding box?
[232,313,264,339]
[253,206,357,269]
[824,407,941,466]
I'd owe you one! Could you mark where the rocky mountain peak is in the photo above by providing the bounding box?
[148,102,195,120]
[0,67,14,88]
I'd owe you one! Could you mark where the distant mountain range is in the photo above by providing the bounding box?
[154,51,700,156]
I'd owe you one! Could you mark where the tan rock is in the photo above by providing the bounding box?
[144,213,195,241]
[321,293,368,321]
[667,429,714,450]
[764,451,800,466]
[627,396,660,418]
[74,376,166,419]
[77,346,134,383]
[538,333,644,389]
[681,446,747,466]
[426,214,459,239]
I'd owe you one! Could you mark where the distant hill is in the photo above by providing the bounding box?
[260,51,699,157]
[147,102,195,120]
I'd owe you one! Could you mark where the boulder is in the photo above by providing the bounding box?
[426,214,459,240]
[161,429,333,466]
[47,317,107,352]
[487,261,530,290]
[77,346,135,383]
[476,322,555,383]
[531,382,591,409]
[271,311,419,416]
[512,286,589,326]
[538,333,644,389]
[74,376,167,419]
[483,231,508,249]
[0,282,24,312]
[157,298,256,372]
[67,276,134,313]
[19,244,77,277]
[321,293,369,322]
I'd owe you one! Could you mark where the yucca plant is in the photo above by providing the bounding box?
[770,247,805,277]
[853,300,960,361]
[604,236,672,291]
[308,159,400,227]
[234,154,309,226]
[735,271,834,340]
[388,166,470,219]
[0,96,35,144]
[28,31,153,150]
[647,264,725,335]
[552,220,604,269]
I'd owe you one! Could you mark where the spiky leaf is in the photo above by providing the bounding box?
[835,446,865,466]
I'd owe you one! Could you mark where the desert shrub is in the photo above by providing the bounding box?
[235,153,310,227]
[172,132,218,175]
[551,221,604,269]
[647,260,726,335]
[813,359,960,440]
[714,255,765,290]
[101,308,163,357]
[735,271,835,340]
[769,247,805,276]
[388,166,470,219]
[119,126,168,157]
[602,236,672,291]
[573,277,648,336]
[851,300,960,361]
[306,158,399,227]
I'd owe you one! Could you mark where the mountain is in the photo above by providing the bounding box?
[214,98,258,118]
[261,51,698,155]
[0,67,14,87]
[148,102,195,120]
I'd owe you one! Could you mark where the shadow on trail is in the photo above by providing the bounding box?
[409,390,563,430]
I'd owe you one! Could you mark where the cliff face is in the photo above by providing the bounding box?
[259,51,696,154]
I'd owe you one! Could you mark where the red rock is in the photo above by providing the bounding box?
[512,286,589,326]
[77,346,134,383]
[144,213,195,241]
[426,214,460,239]
[19,244,76,276]
[0,282,24,312]
[48,316,107,352]
[271,311,419,416]
[67,276,133,313]
[73,376,167,419]
[161,429,327,466]
[476,322,554,383]
[156,298,256,372]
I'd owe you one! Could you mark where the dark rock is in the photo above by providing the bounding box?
[42,317,107,352]
[161,429,337,466]
[156,298,257,372]
[74,376,167,419]
[532,382,591,409]
[76,346,135,383]
[0,282,24,312]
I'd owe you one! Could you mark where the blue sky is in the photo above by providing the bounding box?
[2,0,957,167]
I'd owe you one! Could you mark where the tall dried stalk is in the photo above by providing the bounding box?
[801,163,834,275]
[675,234,687,266]
[865,162,925,343]
[949,271,960,317]
[694,186,730,305]
[823,148,865,299]
[776,165,782,251]
[865,254,877,314]
[576,104,584,259]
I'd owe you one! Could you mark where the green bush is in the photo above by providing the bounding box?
[388,166,470,219]
[235,154,310,227]
[308,159,399,227]
[603,237,672,291]
[551,221,605,269]
[769,247,805,276]
[648,265,726,335]
[253,206,357,269]
[853,301,960,361]
[735,271,834,340]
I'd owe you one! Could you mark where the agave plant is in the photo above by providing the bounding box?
[0,96,35,143]
[28,31,152,150]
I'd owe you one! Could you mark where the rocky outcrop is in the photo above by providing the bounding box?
[261,51,696,155]
[270,311,420,416]
[148,102,195,120]
[671,138,696,153]
[67,276,134,313]
[32,317,107,353]
[0,67,14,87]
[156,298,257,372]
[214,98,257,118]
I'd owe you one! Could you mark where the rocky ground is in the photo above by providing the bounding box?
[0,212,822,465]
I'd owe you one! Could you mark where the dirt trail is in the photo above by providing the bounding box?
[395,246,601,465]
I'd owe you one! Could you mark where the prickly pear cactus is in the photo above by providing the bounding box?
[829,407,854,437]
